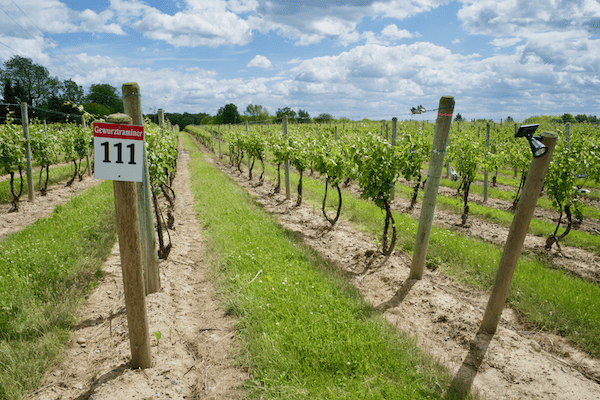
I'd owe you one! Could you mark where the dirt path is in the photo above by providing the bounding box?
[29,140,247,399]
[214,157,600,400]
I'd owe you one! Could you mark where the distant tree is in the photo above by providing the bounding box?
[561,113,576,124]
[244,104,270,122]
[575,114,588,123]
[297,109,310,123]
[588,115,599,125]
[454,113,464,122]
[276,107,297,122]
[505,116,514,123]
[215,103,240,124]
[84,84,123,116]
[313,113,333,123]
[61,79,84,104]
[0,56,63,120]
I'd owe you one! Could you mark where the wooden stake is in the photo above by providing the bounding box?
[113,180,152,368]
[483,123,490,202]
[479,132,557,334]
[391,117,397,201]
[122,83,160,294]
[20,103,34,202]
[283,116,291,200]
[409,96,455,280]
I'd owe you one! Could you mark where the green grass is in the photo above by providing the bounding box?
[397,183,600,255]
[184,134,471,399]
[0,160,91,205]
[228,145,600,358]
[0,180,116,399]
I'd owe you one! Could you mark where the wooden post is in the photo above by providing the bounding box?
[20,103,34,202]
[283,116,291,200]
[334,125,338,141]
[514,124,518,177]
[122,83,160,294]
[479,132,557,334]
[218,126,222,159]
[158,109,164,127]
[565,124,570,149]
[113,180,153,368]
[483,123,490,202]
[409,96,455,280]
[391,117,397,201]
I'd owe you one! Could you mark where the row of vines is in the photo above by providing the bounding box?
[187,119,600,254]
[0,115,179,257]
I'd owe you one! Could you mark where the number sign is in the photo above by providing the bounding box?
[94,122,144,182]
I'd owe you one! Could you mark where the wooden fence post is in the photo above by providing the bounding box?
[479,132,557,334]
[122,83,160,294]
[218,126,222,159]
[409,96,455,280]
[113,180,153,368]
[20,103,34,202]
[283,116,291,200]
[483,123,490,202]
[158,109,164,127]
[391,117,397,201]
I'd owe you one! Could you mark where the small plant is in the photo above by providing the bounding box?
[154,331,162,346]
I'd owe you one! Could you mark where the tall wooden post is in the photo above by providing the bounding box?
[283,116,291,200]
[391,117,398,201]
[113,180,153,368]
[479,132,557,334]
[409,96,455,280]
[218,126,222,159]
[483,123,490,202]
[20,103,35,202]
[122,83,160,294]
[158,109,164,127]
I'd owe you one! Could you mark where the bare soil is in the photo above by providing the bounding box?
[28,140,247,400]
[213,156,600,400]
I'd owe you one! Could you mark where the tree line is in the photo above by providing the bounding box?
[147,104,335,130]
[0,56,124,123]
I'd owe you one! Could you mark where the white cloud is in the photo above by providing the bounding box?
[381,24,413,40]
[0,0,125,36]
[110,0,253,47]
[247,55,272,68]
[490,37,522,48]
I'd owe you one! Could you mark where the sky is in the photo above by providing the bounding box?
[1,0,600,122]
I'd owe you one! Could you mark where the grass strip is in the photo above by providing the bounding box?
[423,185,600,254]
[184,134,470,399]
[0,161,91,205]
[243,150,600,358]
[0,180,116,400]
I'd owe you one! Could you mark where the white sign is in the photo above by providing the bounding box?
[93,122,144,182]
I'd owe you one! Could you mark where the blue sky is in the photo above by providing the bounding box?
[1,0,600,121]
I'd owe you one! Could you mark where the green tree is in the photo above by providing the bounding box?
[276,107,296,122]
[298,109,310,123]
[561,113,576,124]
[244,104,270,122]
[575,114,588,123]
[215,103,240,124]
[454,113,464,122]
[0,56,60,120]
[505,116,514,123]
[313,113,332,123]
[83,83,123,115]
